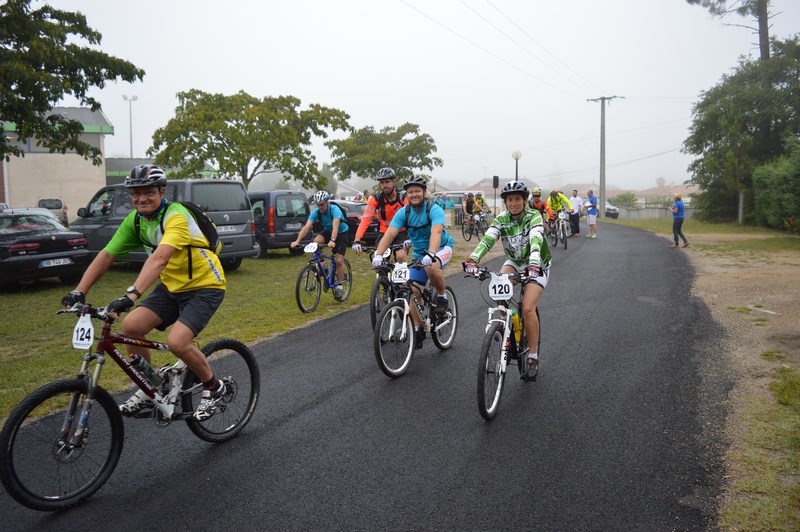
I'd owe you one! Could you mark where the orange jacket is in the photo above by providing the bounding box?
[355,190,408,241]
[530,199,554,221]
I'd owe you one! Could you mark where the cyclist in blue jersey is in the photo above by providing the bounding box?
[291,191,350,300]
[372,175,454,343]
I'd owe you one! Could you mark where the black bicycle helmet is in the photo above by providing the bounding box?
[376,167,396,180]
[402,175,428,190]
[125,165,167,188]
[500,181,529,199]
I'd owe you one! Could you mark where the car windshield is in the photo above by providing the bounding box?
[0,214,62,235]
[38,199,63,209]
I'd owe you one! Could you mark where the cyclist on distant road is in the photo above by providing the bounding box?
[463,192,476,231]
[291,191,350,300]
[352,167,408,263]
[61,164,227,421]
[372,175,454,347]
[464,181,552,381]
[529,188,555,231]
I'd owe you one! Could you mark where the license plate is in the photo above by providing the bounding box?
[216,225,236,233]
[40,258,73,268]
[285,222,301,230]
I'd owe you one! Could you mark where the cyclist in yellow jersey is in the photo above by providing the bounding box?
[62,165,227,421]
[546,190,573,215]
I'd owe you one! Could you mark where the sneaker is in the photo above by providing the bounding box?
[434,295,448,318]
[194,380,227,421]
[584,234,591,238]
[670,243,679,248]
[522,357,539,381]
[333,285,343,300]
[682,242,689,248]
[591,234,597,239]
[119,389,154,416]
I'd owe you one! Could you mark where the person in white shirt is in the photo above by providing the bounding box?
[568,190,583,237]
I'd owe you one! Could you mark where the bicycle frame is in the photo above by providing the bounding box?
[71,307,201,424]
[309,248,338,289]
[383,262,452,339]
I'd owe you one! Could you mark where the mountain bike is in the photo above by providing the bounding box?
[466,267,540,420]
[0,303,260,511]
[461,213,483,241]
[367,242,408,329]
[295,242,352,313]
[373,260,458,378]
[549,210,570,250]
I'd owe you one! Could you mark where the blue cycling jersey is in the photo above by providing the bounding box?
[390,202,454,258]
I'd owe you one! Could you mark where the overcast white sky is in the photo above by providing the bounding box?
[56,0,799,191]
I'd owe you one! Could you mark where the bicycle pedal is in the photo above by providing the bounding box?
[127,408,155,419]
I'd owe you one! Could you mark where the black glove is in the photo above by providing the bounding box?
[106,294,135,315]
[62,290,85,307]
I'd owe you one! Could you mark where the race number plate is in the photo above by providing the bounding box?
[488,272,513,301]
[304,242,318,253]
[391,262,410,284]
[72,314,94,349]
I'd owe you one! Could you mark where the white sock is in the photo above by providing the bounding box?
[528,352,538,360]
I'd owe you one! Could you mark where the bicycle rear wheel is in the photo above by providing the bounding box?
[370,275,393,329]
[431,287,458,350]
[462,222,472,241]
[295,263,321,313]
[477,323,506,420]
[337,259,353,301]
[183,338,260,443]
[374,300,415,377]
[0,379,124,511]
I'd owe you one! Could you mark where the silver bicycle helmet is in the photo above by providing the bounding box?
[125,165,167,188]
[501,181,529,199]
[376,167,396,180]
[402,175,428,190]
[312,190,331,204]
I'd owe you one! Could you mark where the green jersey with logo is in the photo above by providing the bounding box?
[469,208,552,269]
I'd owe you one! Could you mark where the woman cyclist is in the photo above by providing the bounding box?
[464,181,552,381]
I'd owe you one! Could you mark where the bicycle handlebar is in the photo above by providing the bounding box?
[57,303,114,322]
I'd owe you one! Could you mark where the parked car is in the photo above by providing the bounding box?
[72,180,257,271]
[605,202,620,219]
[37,198,69,226]
[335,200,381,246]
[0,211,90,285]
[248,190,311,257]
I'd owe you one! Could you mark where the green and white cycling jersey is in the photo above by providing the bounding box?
[469,208,552,269]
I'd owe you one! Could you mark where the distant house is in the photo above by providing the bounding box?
[634,183,700,207]
[1,107,112,219]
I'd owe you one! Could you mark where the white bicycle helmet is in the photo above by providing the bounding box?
[125,165,167,188]
[376,167,396,180]
[312,190,331,204]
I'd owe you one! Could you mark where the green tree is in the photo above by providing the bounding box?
[682,37,800,222]
[149,90,350,190]
[325,122,443,183]
[752,137,800,233]
[612,192,637,209]
[686,0,771,60]
[0,0,144,163]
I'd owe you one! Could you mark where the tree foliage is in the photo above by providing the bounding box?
[752,136,800,233]
[325,123,443,184]
[0,0,144,163]
[149,90,350,190]
[611,192,637,209]
[682,37,800,222]
[686,0,771,60]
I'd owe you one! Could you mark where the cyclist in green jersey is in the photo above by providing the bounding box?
[463,181,552,381]
[61,165,227,421]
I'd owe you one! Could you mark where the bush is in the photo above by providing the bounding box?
[753,138,800,234]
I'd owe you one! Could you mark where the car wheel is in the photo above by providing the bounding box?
[222,257,243,272]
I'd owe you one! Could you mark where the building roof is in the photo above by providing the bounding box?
[2,106,114,135]
[636,183,700,197]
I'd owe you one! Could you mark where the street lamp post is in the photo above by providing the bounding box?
[511,150,522,181]
[122,95,137,158]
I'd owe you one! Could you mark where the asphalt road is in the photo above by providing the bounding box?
[1,223,732,530]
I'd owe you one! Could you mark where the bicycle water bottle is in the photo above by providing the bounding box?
[511,308,522,343]
[130,355,164,387]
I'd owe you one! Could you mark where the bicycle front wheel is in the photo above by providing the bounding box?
[295,263,322,313]
[431,286,458,350]
[561,222,568,249]
[477,323,506,420]
[374,300,415,378]
[183,339,260,443]
[370,275,393,329]
[0,379,124,511]
[462,222,472,241]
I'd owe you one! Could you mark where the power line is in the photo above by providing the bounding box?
[398,0,583,98]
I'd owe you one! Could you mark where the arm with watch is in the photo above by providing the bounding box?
[328,216,341,249]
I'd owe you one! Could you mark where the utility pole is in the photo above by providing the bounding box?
[587,95,623,216]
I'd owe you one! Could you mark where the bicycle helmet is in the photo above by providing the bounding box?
[402,175,428,190]
[125,165,167,188]
[376,167,396,180]
[312,190,331,204]
[531,187,542,196]
[501,181,529,199]
[476,192,483,197]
